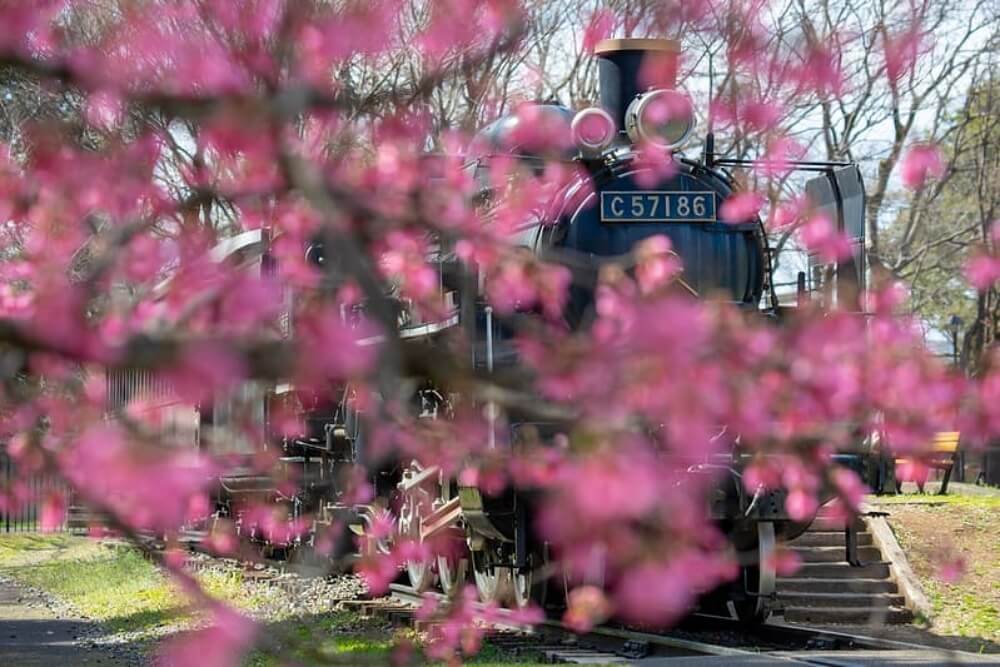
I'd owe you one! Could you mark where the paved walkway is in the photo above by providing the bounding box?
[0,579,125,666]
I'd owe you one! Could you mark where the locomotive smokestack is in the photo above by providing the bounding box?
[595,38,680,138]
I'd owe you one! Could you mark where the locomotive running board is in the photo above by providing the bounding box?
[419,496,463,542]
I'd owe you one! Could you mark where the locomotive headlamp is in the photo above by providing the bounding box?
[625,89,695,150]
[571,107,616,157]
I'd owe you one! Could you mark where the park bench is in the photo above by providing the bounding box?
[895,431,960,495]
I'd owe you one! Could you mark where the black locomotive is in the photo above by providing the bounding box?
[109,38,872,624]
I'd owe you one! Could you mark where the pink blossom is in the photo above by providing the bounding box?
[785,488,819,522]
[900,144,945,190]
[758,138,805,178]
[85,90,124,130]
[766,548,802,576]
[792,44,843,96]
[631,144,679,188]
[563,585,612,633]
[294,308,378,387]
[356,552,401,595]
[895,459,930,485]
[635,235,682,294]
[832,468,868,512]
[799,213,853,262]
[60,425,218,532]
[720,192,765,224]
[582,10,615,53]
[743,462,781,491]
[613,553,732,626]
[204,525,239,556]
[158,604,256,667]
[771,196,809,230]
[883,25,922,88]
[935,552,966,584]
[964,254,1000,291]
[164,342,245,404]
[505,104,574,156]
[638,50,681,90]
[39,492,65,532]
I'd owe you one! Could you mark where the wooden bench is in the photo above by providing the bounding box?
[895,431,960,495]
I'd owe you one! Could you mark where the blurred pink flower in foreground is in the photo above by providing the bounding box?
[720,192,764,224]
[564,585,612,633]
[632,143,679,188]
[933,546,967,585]
[964,253,1000,291]
[883,25,922,89]
[766,548,802,577]
[900,144,944,190]
[158,604,256,667]
[582,9,615,53]
[614,553,736,626]
[895,459,930,487]
[635,235,682,294]
[799,213,853,263]
[39,492,66,532]
[60,425,217,532]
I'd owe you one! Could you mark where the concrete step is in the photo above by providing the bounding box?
[777,591,906,608]
[791,546,882,563]
[790,531,873,548]
[809,516,865,532]
[784,561,890,579]
[776,578,898,594]
[783,605,914,625]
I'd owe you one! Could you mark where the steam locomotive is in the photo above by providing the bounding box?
[108,38,871,623]
[380,38,870,620]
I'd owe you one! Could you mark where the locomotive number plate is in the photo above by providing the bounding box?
[600,191,717,223]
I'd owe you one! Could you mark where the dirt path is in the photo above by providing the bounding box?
[0,579,127,666]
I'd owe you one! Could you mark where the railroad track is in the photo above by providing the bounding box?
[150,533,997,664]
[348,585,996,665]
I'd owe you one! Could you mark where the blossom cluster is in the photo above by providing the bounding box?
[0,1,995,664]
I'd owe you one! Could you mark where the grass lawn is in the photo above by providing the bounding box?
[869,491,1000,650]
[0,534,567,666]
[246,612,553,666]
[0,533,270,637]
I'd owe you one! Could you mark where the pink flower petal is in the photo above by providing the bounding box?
[720,192,765,224]
[582,10,615,53]
[901,144,944,190]
[964,254,1000,291]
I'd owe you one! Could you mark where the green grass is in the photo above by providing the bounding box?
[881,496,1000,648]
[244,612,560,666]
[870,494,1000,509]
[0,534,268,637]
[0,535,565,666]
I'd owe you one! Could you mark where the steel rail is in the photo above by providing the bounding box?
[387,584,988,665]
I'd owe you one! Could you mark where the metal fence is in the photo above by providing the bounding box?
[0,449,70,533]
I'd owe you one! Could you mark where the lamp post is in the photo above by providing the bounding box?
[949,315,964,369]
[949,314,965,483]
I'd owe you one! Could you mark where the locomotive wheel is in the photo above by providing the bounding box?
[436,478,468,596]
[472,547,514,605]
[510,543,549,608]
[398,476,435,592]
[512,566,534,608]
[437,551,468,597]
[731,521,777,624]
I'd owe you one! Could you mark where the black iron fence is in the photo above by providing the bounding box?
[0,449,70,533]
